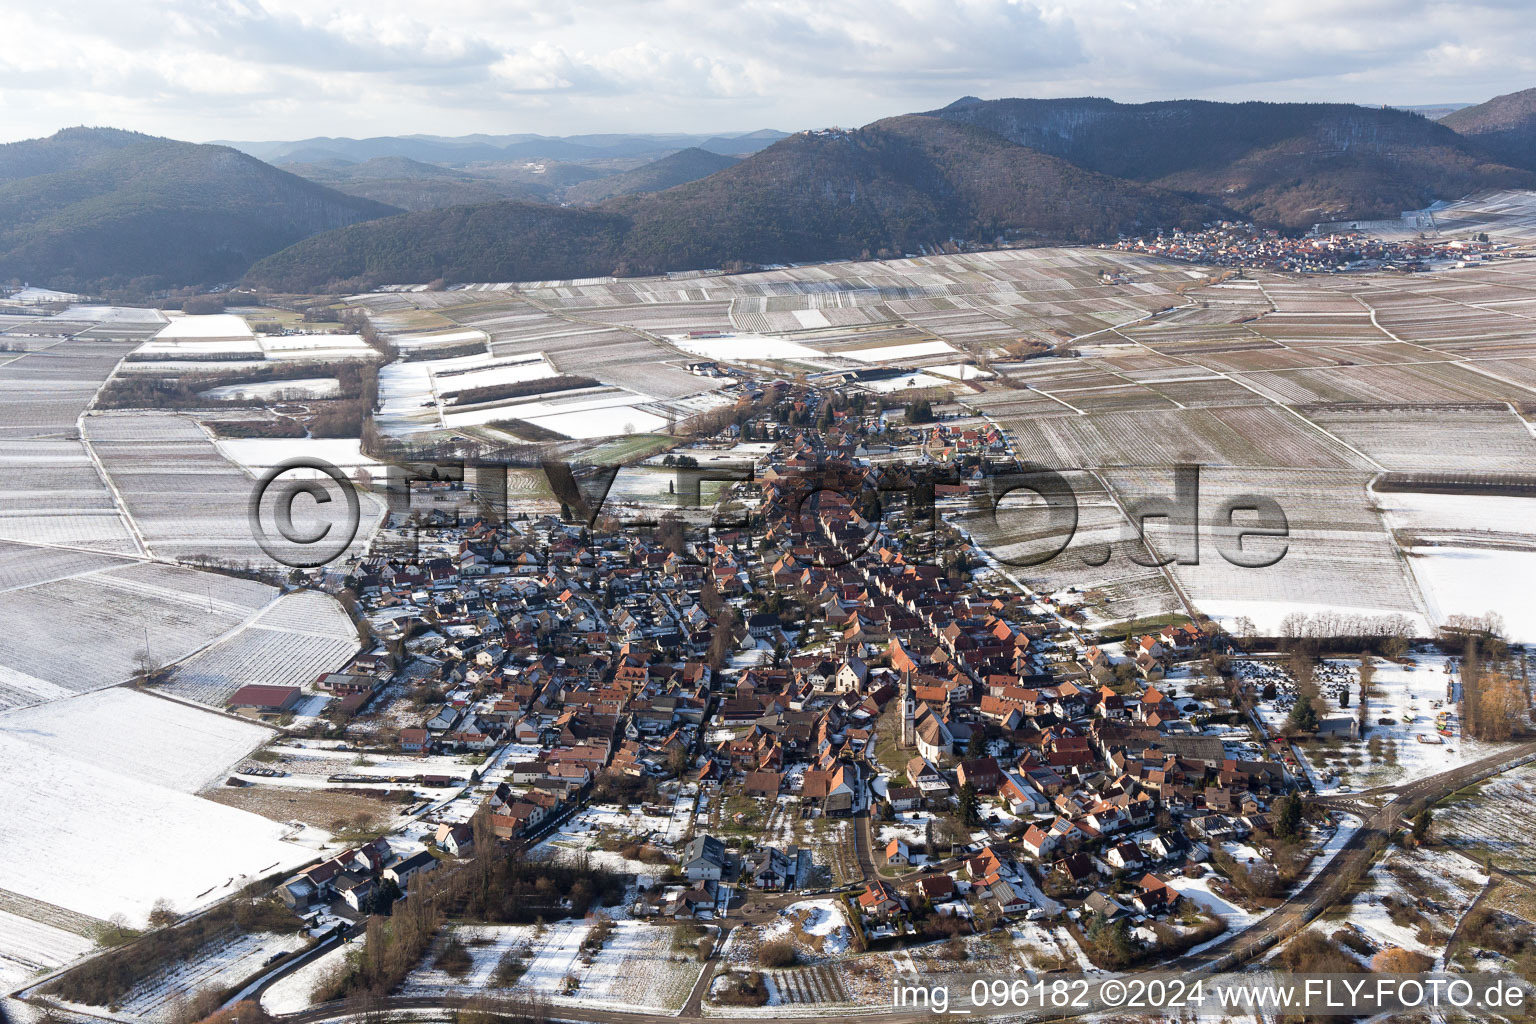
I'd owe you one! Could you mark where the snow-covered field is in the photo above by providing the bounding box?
[518,404,669,439]
[257,333,373,360]
[0,729,312,926]
[665,333,825,361]
[841,340,956,363]
[1378,491,1536,641]
[1404,548,1536,643]
[431,352,558,395]
[198,378,341,401]
[0,688,273,792]
[0,556,276,712]
[859,373,950,393]
[153,315,255,341]
[87,412,386,568]
[0,910,94,999]
[215,438,383,477]
[1438,762,1536,872]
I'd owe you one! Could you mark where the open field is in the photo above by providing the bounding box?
[201,782,401,835]
[0,908,96,998]
[1098,466,1427,632]
[0,553,275,712]
[1318,844,1487,964]
[0,728,311,926]
[0,339,136,439]
[0,439,139,553]
[86,412,386,567]
[0,688,274,792]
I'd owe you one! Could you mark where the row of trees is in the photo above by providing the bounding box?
[1459,635,1531,742]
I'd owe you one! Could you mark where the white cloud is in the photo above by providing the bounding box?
[0,0,1532,142]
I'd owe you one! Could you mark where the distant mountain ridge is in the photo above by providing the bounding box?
[215,130,789,166]
[925,96,1534,225]
[246,114,1223,291]
[0,128,397,291]
[9,89,1536,295]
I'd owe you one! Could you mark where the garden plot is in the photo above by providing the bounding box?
[0,730,310,926]
[1165,872,1262,936]
[735,900,852,963]
[0,688,273,792]
[531,804,676,876]
[159,590,359,708]
[0,559,274,712]
[712,930,1028,1016]
[407,920,701,1014]
[112,929,309,1023]
[1325,845,1487,962]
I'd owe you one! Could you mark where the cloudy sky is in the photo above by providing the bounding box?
[3,0,1535,144]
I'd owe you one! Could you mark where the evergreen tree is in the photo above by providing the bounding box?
[958,782,981,827]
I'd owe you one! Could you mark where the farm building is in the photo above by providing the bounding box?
[226,684,303,718]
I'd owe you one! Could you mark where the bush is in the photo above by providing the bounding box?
[714,971,771,1007]
[435,934,473,978]
[1372,947,1434,973]
[1280,931,1366,974]
[758,939,797,968]
[490,948,528,988]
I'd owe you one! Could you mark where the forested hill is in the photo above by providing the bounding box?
[0,128,398,291]
[1441,88,1536,172]
[925,97,1535,226]
[563,148,740,204]
[246,114,1223,291]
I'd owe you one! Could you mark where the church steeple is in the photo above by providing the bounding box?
[900,668,915,749]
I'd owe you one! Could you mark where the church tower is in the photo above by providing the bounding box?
[900,669,916,749]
